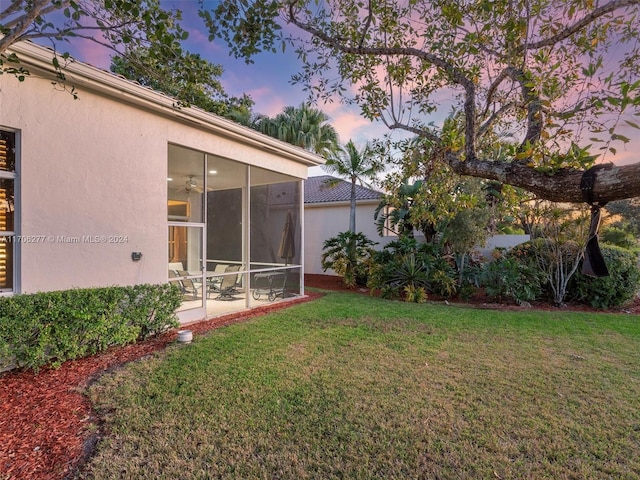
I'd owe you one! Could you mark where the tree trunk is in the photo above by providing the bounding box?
[349,177,357,232]
[448,155,640,203]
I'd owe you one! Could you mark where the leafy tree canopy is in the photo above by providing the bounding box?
[1,0,206,95]
[110,46,253,116]
[202,0,640,203]
[375,133,504,242]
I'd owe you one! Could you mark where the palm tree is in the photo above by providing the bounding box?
[258,103,339,157]
[324,139,381,233]
[225,103,269,129]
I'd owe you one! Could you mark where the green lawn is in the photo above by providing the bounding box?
[83,292,640,479]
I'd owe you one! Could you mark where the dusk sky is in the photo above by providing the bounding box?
[40,1,637,169]
[54,0,390,170]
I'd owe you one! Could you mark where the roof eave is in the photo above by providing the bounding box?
[8,41,325,168]
[305,199,380,207]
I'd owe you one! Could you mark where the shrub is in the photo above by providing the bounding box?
[429,268,458,298]
[480,257,544,305]
[570,245,640,309]
[507,238,582,306]
[367,259,398,298]
[391,254,429,302]
[506,239,543,266]
[600,226,639,250]
[123,284,182,338]
[321,231,377,287]
[403,285,428,303]
[0,283,181,371]
[368,238,460,300]
[368,237,416,292]
[416,242,459,298]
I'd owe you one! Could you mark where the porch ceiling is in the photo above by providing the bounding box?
[168,143,298,191]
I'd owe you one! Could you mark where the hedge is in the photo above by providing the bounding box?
[0,283,182,371]
[570,245,640,309]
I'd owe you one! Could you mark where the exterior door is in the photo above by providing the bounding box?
[168,223,206,323]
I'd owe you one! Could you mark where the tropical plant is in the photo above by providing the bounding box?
[533,206,591,306]
[323,139,382,232]
[321,231,377,287]
[367,236,459,300]
[390,254,429,302]
[368,251,430,302]
[257,103,340,157]
[225,104,269,128]
[367,236,418,297]
[375,180,425,238]
[403,284,429,304]
[428,268,458,299]
[506,204,591,307]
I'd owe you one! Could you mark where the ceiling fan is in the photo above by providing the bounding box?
[173,175,210,194]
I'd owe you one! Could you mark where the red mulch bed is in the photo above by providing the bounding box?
[2,275,639,479]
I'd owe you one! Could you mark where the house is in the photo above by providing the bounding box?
[303,175,391,274]
[0,41,324,323]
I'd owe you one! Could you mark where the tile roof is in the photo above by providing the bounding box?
[304,175,383,204]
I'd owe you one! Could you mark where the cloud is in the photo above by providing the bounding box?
[71,40,112,70]
[186,28,213,48]
[248,88,291,116]
[327,108,372,143]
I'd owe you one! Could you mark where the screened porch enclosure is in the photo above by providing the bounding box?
[167,144,302,321]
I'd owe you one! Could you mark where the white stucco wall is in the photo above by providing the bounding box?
[2,79,164,292]
[477,234,531,260]
[0,43,320,294]
[304,201,391,275]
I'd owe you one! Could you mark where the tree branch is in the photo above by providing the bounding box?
[358,0,373,49]
[481,68,510,119]
[1,0,70,29]
[285,7,478,159]
[0,0,66,54]
[383,119,442,145]
[448,153,640,203]
[504,66,542,148]
[523,0,640,51]
[0,0,28,22]
[478,101,517,138]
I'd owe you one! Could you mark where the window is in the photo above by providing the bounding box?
[0,129,16,293]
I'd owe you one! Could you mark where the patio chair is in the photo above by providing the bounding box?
[214,265,241,301]
[175,270,200,300]
[168,269,182,292]
[206,263,229,297]
[168,262,184,272]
